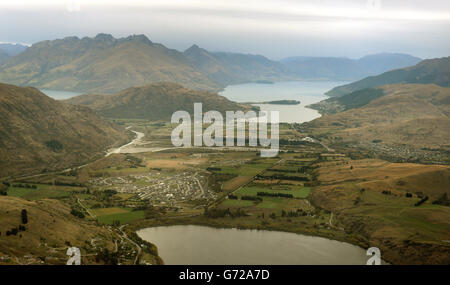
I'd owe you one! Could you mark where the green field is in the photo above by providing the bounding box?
[261,171,310,178]
[7,184,82,200]
[213,162,273,177]
[91,207,145,225]
[221,199,255,207]
[257,197,286,209]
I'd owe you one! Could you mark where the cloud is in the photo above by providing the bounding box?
[1,0,449,59]
[66,0,81,13]
[2,0,450,21]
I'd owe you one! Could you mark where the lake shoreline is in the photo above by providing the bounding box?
[219,81,348,123]
[130,214,375,264]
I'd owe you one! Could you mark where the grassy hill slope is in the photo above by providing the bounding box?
[305,84,450,163]
[0,196,116,264]
[312,158,450,265]
[0,83,128,177]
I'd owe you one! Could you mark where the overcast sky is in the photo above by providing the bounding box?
[1,0,449,59]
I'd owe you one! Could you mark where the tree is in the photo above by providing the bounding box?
[21,209,28,224]
[45,139,63,152]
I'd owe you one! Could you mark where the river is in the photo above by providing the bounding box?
[137,225,371,265]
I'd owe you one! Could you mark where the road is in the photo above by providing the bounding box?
[2,126,142,181]
[119,225,141,265]
[77,198,96,219]
[106,129,144,156]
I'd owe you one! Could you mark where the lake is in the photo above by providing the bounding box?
[137,225,370,265]
[219,81,348,123]
[40,89,82,100]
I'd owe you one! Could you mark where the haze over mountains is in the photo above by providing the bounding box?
[0,43,28,63]
[0,83,128,177]
[0,34,424,94]
[0,49,8,63]
[281,53,421,81]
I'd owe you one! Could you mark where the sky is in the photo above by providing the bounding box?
[1,0,449,59]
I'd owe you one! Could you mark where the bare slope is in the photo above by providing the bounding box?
[0,83,128,177]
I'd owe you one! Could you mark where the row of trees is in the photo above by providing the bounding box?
[241,195,262,202]
[257,192,294,198]
[281,209,308,217]
[13,183,37,189]
[204,208,248,218]
[257,174,310,182]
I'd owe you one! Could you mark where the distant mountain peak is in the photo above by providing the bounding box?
[185,44,207,54]
[358,52,421,61]
[94,33,115,42]
[0,42,28,57]
[61,36,80,42]
[122,34,153,45]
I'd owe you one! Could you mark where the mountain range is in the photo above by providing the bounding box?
[0,43,28,63]
[65,82,252,121]
[281,53,421,81]
[0,34,423,93]
[183,44,292,86]
[0,49,8,63]
[0,83,128,177]
[326,57,450,97]
[0,34,220,93]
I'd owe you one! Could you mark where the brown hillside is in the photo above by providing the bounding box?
[306,84,450,162]
[0,83,128,177]
[65,82,253,121]
[0,196,115,265]
[312,158,450,265]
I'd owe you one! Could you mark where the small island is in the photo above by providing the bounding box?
[265,100,300,105]
[253,80,274,84]
[244,99,301,105]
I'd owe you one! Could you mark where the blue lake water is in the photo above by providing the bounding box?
[220,81,348,123]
